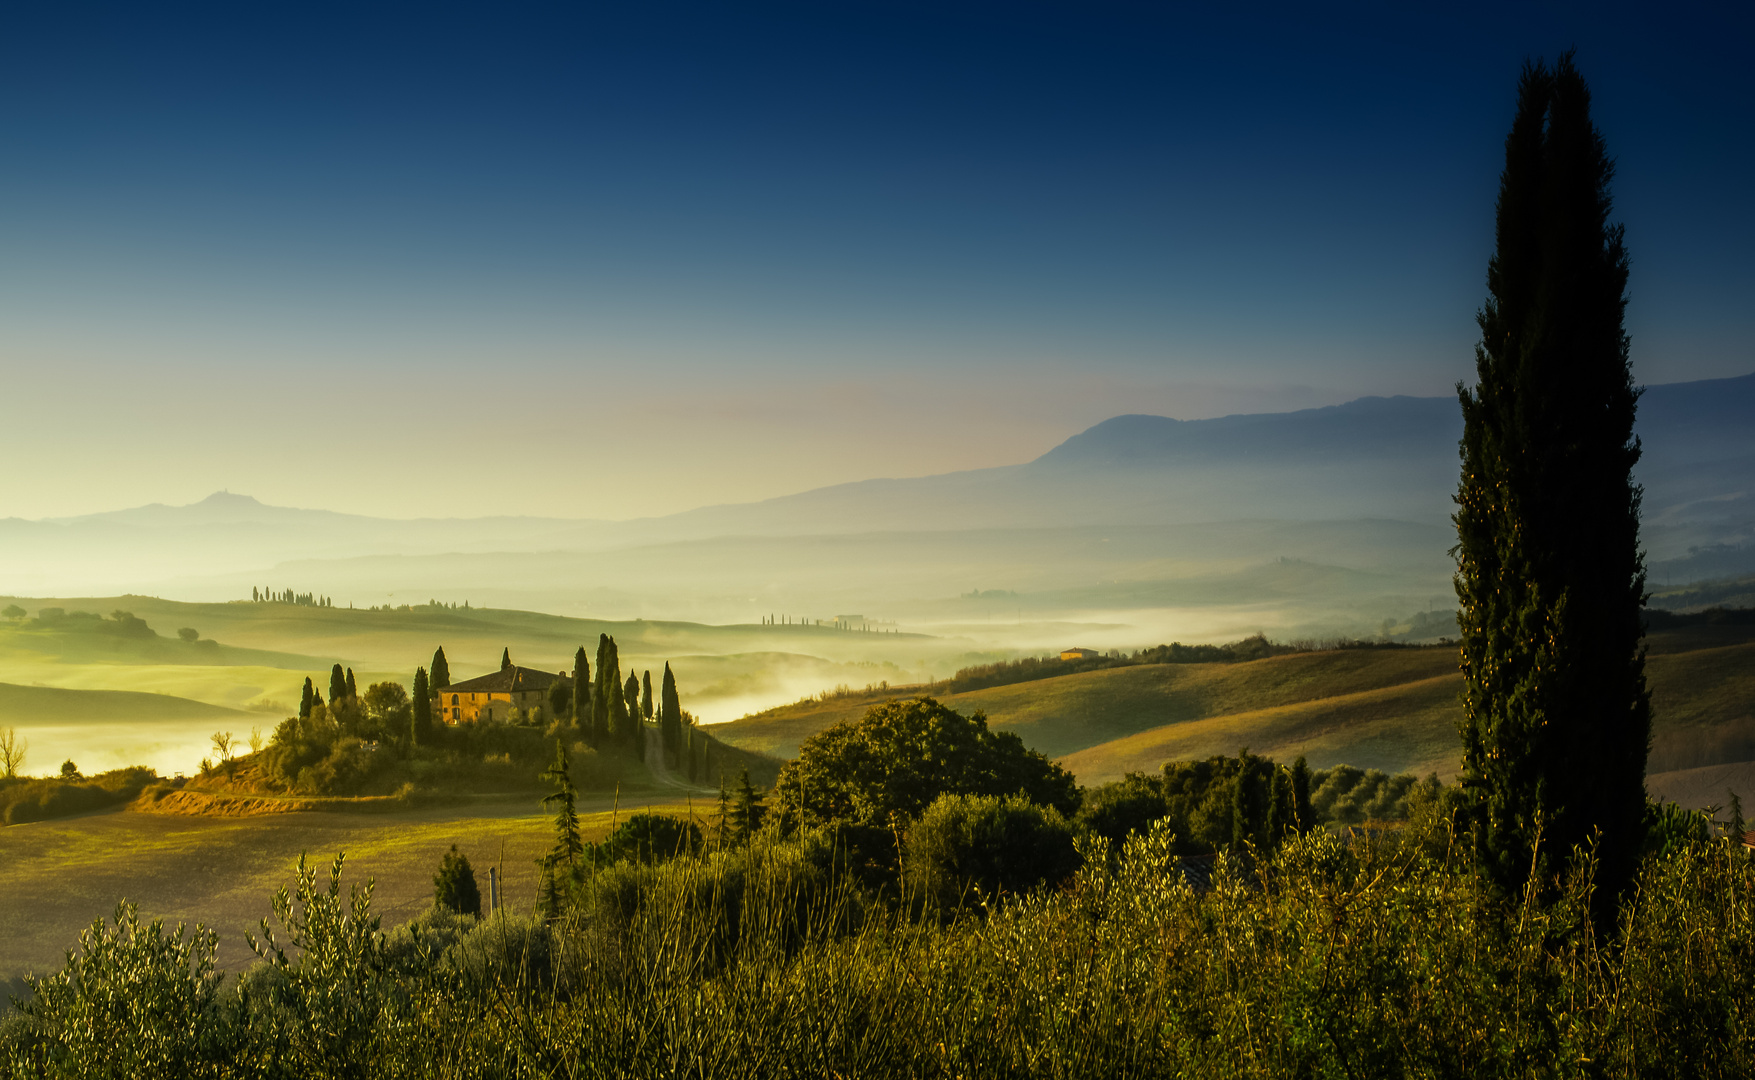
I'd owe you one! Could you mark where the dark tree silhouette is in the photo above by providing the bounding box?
[1455,53,1649,918]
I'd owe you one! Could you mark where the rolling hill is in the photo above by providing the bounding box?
[714,620,1755,787]
[0,683,246,726]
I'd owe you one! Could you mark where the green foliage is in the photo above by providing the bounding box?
[730,768,767,847]
[0,766,157,825]
[589,812,702,867]
[243,853,398,1076]
[546,679,570,720]
[774,697,1079,829]
[428,647,449,691]
[18,902,232,1075]
[1643,800,1712,861]
[1455,54,1650,917]
[640,670,653,721]
[1309,765,1436,825]
[571,645,590,736]
[622,673,640,729]
[433,844,482,919]
[659,662,682,766]
[409,667,431,745]
[360,682,409,740]
[949,634,1296,694]
[178,627,200,643]
[905,793,1080,909]
[539,740,583,916]
[10,826,1755,1075]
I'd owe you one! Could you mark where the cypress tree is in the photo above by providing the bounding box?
[345,667,357,701]
[1290,756,1315,834]
[299,677,314,720]
[433,845,482,918]
[660,663,682,765]
[600,636,632,748]
[329,664,347,707]
[1455,54,1649,915]
[501,647,512,671]
[591,635,612,746]
[1230,751,1269,851]
[640,671,654,721]
[572,646,591,739]
[431,647,451,691]
[624,674,640,726]
[412,666,432,744]
[1266,765,1296,842]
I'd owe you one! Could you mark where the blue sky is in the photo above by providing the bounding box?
[1,1,1749,519]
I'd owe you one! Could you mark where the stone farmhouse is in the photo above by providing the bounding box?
[437,663,574,725]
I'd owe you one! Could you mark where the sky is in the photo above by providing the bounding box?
[1,0,1750,520]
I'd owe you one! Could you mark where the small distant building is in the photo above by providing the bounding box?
[1060,648,1099,661]
[437,666,571,725]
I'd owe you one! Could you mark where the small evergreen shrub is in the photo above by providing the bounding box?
[905,793,1081,909]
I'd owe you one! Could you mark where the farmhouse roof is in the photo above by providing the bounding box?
[440,666,570,694]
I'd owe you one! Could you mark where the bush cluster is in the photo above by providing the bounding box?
[0,767,158,826]
[7,816,1753,1077]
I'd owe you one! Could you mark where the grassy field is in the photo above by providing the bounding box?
[716,624,1755,786]
[0,793,703,991]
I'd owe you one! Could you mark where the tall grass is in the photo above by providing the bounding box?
[6,816,1753,1078]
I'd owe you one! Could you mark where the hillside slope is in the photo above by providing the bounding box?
[715,625,1755,785]
[0,683,246,725]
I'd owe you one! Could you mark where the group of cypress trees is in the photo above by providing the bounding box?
[252,587,329,606]
[1456,53,1650,931]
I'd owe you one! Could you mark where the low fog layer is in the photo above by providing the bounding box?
[0,374,1748,648]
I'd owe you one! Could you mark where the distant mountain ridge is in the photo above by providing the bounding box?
[1,373,1749,604]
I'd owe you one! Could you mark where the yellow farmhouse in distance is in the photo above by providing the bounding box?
[1059,647,1099,661]
[436,664,573,725]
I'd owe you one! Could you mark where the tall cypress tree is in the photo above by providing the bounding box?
[345,667,357,701]
[329,664,348,706]
[572,646,591,739]
[624,674,641,726]
[501,647,512,671]
[431,647,451,691]
[412,666,432,744]
[600,636,633,749]
[1455,54,1649,915]
[660,663,682,765]
[640,671,654,721]
[591,635,612,746]
[299,677,314,720]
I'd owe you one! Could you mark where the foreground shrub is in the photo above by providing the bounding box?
[0,767,158,825]
[11,903,235,1078]
[5,819,1754,1077]
[905,793,1080,909]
